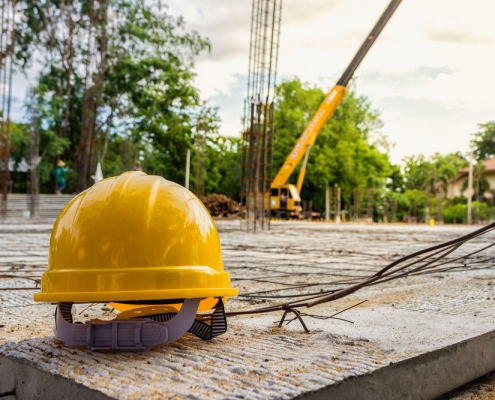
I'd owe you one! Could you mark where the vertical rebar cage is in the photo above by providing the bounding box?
[241,0,282,231]
[352,188,375,223]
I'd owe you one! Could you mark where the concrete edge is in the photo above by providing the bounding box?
[0,354,112,400]
[2,330,495,399]
[298,330,495,400]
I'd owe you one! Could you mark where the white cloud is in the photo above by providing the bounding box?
[427,29,493,44]
[361,66,457,88]
[282,0,342,25]
[377,96,493,163]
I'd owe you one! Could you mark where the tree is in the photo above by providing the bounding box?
[403,152,467,193]
[105,2,211,186]
[386,164,405,193]
[206,136,242,200]
[8,122,29,193]
[472,122,495,161]
[15,0,211,192]
[273,78,392,211]
[402,152,467,222]
[461,161,489,202]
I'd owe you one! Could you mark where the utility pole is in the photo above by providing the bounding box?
[467,150,473,225]
[185,149,190,190]
[336,185,341,224]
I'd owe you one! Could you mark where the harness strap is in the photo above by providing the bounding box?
[55,298,200,351]
[144,298,227,340]
[59,302,73,324]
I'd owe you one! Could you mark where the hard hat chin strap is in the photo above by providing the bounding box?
[55,298,203,351]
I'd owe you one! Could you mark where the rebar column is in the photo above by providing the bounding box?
[241,0,282,231]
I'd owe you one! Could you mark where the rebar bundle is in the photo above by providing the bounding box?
[241,0,282,231]
[383,197,397,223]
[327,186,341,221]
[352,188,375,222]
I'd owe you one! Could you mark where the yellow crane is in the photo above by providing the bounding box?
[270,0,402,219]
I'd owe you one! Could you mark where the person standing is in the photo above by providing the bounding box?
[54,160,67,194]
[132,161,142,171]
[280,191,287,208]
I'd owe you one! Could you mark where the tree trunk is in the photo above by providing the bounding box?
[76,0,95,192]
[62,0,74,138]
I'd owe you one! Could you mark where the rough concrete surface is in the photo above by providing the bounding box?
[1,221,495,399]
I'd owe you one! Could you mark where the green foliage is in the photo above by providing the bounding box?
[442,201,491,224]
[205,136,242,200]
[14,0,211,193]
[397,189,426,222]
[9,122,30,193]
[403,152,467,192]
[31,84,73,191]
[105,1,211,185]
[442,202,468,224]
[273,78,392,211]
[9,122,29,166]
[388,153,468,222]
[460,161,490,200]
[473,122,495,161]
[386,164,405,193]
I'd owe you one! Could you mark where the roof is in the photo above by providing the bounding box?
[450,157,495,184]
[459,157,495,174]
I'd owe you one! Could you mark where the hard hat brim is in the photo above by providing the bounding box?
[34,287,238,303]
[34,266,238,303]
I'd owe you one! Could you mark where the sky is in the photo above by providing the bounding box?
[165,0,495,164]
[11,0,495,165]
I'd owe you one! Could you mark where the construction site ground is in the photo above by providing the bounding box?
[1,220,495,399]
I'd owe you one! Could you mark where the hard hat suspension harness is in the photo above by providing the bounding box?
[55,298,226,351]
[144,299,227,341]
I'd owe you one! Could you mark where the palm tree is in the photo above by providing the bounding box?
[461,161,489,202]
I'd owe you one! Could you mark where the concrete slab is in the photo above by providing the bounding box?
[438,370,495,399]
[1,222,495,399]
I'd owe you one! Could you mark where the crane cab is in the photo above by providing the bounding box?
[270,184,302,219]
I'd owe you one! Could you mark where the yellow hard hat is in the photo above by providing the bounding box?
[34,171,238,307]
[34,172,238,350]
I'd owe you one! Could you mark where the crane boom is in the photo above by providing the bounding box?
[271,0,402,189]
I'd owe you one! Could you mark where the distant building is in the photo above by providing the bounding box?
[448,158,495,198]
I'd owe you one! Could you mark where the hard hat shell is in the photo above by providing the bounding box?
[34,172,238,310]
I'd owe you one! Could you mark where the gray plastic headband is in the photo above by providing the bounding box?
[54,298,201,351]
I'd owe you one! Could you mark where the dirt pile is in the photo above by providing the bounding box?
[202,194,240,217]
